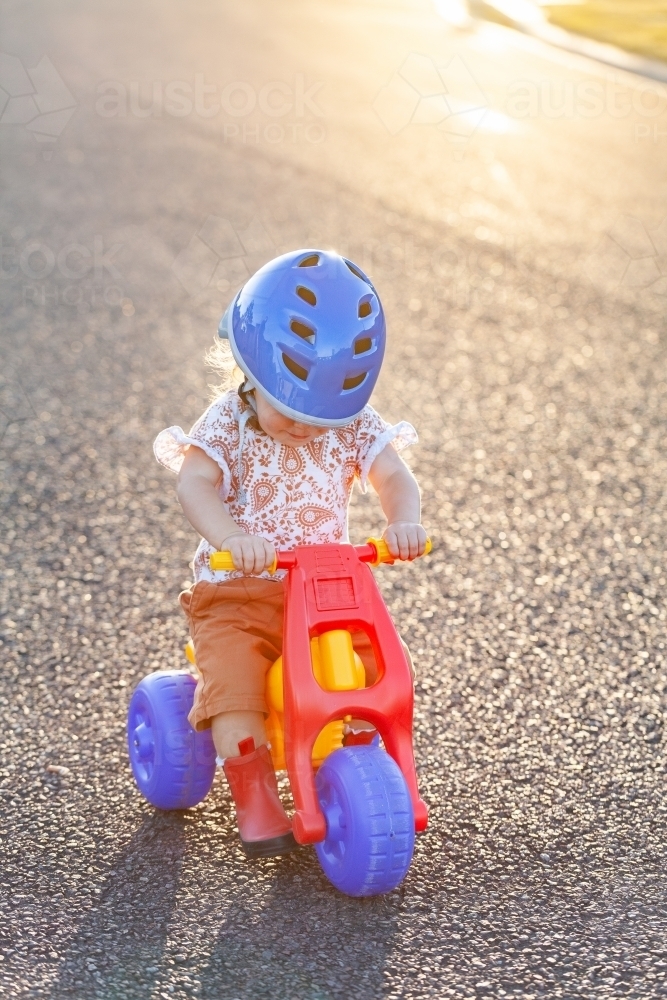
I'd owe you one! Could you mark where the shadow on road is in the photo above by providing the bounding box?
[48,811,189,999]
[47,802,403,1000]
[195,850,404,1000]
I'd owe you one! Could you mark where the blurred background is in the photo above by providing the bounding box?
[456,1,667,64]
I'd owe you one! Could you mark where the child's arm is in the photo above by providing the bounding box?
[177,445,275,575]
[368,444,427,560]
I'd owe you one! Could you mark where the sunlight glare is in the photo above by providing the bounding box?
[434,0,470,27]
[480,0,545,25]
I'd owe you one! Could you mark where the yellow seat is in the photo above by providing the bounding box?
[266,631,365,769]
[184,629,365,769]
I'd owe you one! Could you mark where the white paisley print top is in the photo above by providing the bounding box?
[154,391,417,583]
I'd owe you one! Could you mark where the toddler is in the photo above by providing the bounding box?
[154,249,427,858]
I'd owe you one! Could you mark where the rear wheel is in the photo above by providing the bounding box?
[314,745,415,897]
[127,670,215,810]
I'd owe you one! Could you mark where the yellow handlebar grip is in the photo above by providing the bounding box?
[209,551,237,571]
[209,551,278,574]
[367,537,393,566]
[367,536,432,566]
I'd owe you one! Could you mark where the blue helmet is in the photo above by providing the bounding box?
[218,249,386,426]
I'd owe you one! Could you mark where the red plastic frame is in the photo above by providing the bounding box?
[275,541,428,845]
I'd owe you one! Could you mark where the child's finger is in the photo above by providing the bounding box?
[238,544,251,575]
[244,541,258,575]
[243,544,255,575]
[227,541,240,572]
[397,534,411,560]
[252,540,265,575]
[412,527,426,558]
[385,531,400,559]
[396,531,411,561]
[408,528,424,559]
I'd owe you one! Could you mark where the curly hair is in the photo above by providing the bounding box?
[205,338,245,401]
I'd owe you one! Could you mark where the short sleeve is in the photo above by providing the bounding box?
[153,393,236,499]
[355,405,418,492]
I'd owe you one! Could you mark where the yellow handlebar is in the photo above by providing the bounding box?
[367,536,432,567]
[209,538,432,573]
[209,550,278,574]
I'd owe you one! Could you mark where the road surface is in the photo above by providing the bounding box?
[1,1,667,998]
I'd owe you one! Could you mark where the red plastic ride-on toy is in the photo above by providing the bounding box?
[127,536,430,897]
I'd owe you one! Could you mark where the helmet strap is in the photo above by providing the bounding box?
[236,378,258,507]
[237,378,257,413]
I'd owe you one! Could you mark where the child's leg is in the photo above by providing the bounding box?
[179,579,283,735]
[179,579,297,857]
[215,710,297,857]
[215,712,296,859]
[221,735,297,858]
[211,710,267,760]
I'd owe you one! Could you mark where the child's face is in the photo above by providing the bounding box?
[254,390,328,446]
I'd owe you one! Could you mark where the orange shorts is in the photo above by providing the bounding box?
[179,578,413,732]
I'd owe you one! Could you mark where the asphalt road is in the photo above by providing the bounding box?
[2,1,667,998]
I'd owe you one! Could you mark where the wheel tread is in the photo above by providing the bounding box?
[127,670,216,810]
[315,745,416,896]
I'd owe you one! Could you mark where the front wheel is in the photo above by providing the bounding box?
[314,745,415,897]
[127,670,216,810]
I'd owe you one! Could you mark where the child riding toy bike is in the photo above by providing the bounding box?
[129,249,430,897]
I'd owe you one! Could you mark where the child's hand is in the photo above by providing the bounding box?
[222,532,276,576]
[383,521,428,561]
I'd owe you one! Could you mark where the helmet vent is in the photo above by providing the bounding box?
[358,300,372,319]
[296,286,317,307]
[354,337,372,356]
[298,254,320,267]
[343,372,367,391]
[290,319,315,344]
[282,353,309,381]
[345,260,368,282]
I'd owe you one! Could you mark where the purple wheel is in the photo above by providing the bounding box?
[315,745,415,897]
[127,671,215,810]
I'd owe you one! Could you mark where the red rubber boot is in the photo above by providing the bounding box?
[223,737,298,858]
